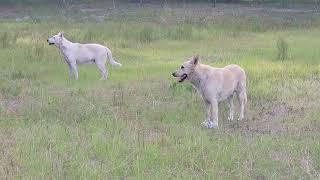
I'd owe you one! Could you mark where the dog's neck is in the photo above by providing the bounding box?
[57,37,73,54]
[189,65,203,88]
[57,37,73,51]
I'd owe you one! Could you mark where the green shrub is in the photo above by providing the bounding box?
[0,32,10,48]
[277,37,288,61]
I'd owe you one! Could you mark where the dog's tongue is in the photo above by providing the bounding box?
[178,74,187,82]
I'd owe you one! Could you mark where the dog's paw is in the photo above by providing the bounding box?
[201,121,208,126]
[99,77,108,80]
[207,121,219,129]
[202,121,218,129]
[237,117,244,121]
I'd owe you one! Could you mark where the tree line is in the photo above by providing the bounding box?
[1,0,318,8]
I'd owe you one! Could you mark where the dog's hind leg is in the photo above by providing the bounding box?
[236,77,247,121]
[208,100,219,129]
[237,90,246,121]
[201,101,211,126]
[96,62,108,80]
[227,95,234,121]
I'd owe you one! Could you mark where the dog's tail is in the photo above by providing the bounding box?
[106,48,122,67]
[241,79,247,106]
[243,90,247,106]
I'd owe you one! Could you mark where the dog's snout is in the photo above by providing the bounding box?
[47,39,49,42]
[172,72,176,77]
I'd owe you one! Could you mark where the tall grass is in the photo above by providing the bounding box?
[277,37,288,61]
[0,32,10,48]
[0,3,320,179]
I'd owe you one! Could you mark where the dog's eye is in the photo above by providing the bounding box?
[181,66,184,69]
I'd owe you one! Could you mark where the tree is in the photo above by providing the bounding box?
[208,0,217,8]
[281,0,289,8]
[315,0,320,11]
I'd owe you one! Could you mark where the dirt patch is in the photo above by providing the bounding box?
[300,148,318,178]
[241,79,320,136]
[0,130,20,178]
[249,102,304,134]
[271,150,292,164]
[0,85,36,117]
[48,89,72,97]
[224,100,308,136]
[143,128,166,144]
[0,94,22,116]
[4,97,22,115]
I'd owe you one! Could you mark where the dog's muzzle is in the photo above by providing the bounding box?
[172,72,187,82]
[47,39,54,45]
[178,74,187,82]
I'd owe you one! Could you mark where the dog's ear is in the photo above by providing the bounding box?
[192,55,199,65]
[59,32,64,37]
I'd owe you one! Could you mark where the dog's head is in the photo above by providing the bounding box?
[47,32,64,46]
[172,55,199,83]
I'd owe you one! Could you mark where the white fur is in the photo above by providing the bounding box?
[47,32,122,80]
[172,55,247,129]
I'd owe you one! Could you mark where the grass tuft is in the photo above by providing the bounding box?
[277,37,289,61]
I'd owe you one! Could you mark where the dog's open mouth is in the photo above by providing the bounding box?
[48,43,54,45]
[179,74,187,82]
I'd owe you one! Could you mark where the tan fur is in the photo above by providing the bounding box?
[172,56,247,129]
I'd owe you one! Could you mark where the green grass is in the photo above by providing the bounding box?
[1,3,320,179]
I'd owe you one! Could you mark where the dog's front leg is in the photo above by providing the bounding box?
[237,91,246,121]
[70,62,78,80]
[208,100,219,129]
[227,95,234,121]
[65,56,77,80]
[201,101,211,127]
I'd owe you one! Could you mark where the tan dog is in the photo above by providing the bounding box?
[172,55,247,129]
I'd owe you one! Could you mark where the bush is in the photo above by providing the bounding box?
[0,32,10,48]
[277,37,288,61]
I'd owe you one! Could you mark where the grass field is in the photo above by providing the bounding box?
[1,3,320,179]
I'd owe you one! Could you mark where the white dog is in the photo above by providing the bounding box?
[172,55,247,129]
[47,32,122,80]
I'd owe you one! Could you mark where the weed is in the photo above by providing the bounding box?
[277,37,288,61]
[0,32,10,48]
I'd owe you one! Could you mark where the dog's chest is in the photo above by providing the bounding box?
[60,46,73,61]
